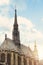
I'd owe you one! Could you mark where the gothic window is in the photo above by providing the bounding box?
[1,53,5,62]
[0,64,3,65]
[34,61,36,65]
[24,58,27,65]
[14,53,15,65]
[29,59,32,65]
[7,53,11,65]
[18,55,21,65]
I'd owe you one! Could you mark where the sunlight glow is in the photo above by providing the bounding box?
[38,45,43,60]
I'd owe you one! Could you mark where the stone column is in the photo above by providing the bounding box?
[26,57,29,65]
[21,55,24,65]
[15,53,18,65]
[11,52,14,65]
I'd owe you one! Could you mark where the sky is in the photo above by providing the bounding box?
[0,0,43,59]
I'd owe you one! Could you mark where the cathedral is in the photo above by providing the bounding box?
[0,8,39,65]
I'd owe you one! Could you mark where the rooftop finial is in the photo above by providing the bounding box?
[14,5,17,25]
[5,34,7,40]
[34,40,36,48]
[15,5,16,10]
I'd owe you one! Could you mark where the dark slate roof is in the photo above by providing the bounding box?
[0,38,34,58]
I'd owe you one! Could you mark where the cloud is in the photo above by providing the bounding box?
[0,16,43,46]
[10,0,27,11]
[0,16,11,27]
[0,0,9,5]
[0,6,9,17]
[17,16,43,40]
[41,18,43,22]
[0,0,27,17]
[17,16,34,30]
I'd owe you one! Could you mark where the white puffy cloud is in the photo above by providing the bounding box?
[17,16,43,40]
[0,16,43,46]
[0,0,27,17]
[41,18,43,22]
[0,16,11,28]
[17,16,34,30]
[0,0,9,5]
[10,0,27,12]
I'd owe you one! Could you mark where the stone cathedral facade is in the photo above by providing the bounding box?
[0,9,39,65]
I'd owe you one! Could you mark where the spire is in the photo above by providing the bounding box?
[12,8,20,46]
[13,8,18,31]
[34,41,37,50]
[33,41,39,60]
[14,8,17,25]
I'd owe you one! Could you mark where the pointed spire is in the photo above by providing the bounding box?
[33,40,39,60]
[14,7,17,25]
[34,40,37,49]
[34,40,37,52]
[12,8,20,46]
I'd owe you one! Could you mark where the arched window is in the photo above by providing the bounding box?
[14,53,15,65]
[24,58,27,65]
[34,60,36,65]
[1,53,5,62]
[0,64,4,65]
[29,59,32,65]
[7,53,11,65]
[18,55,21,65]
